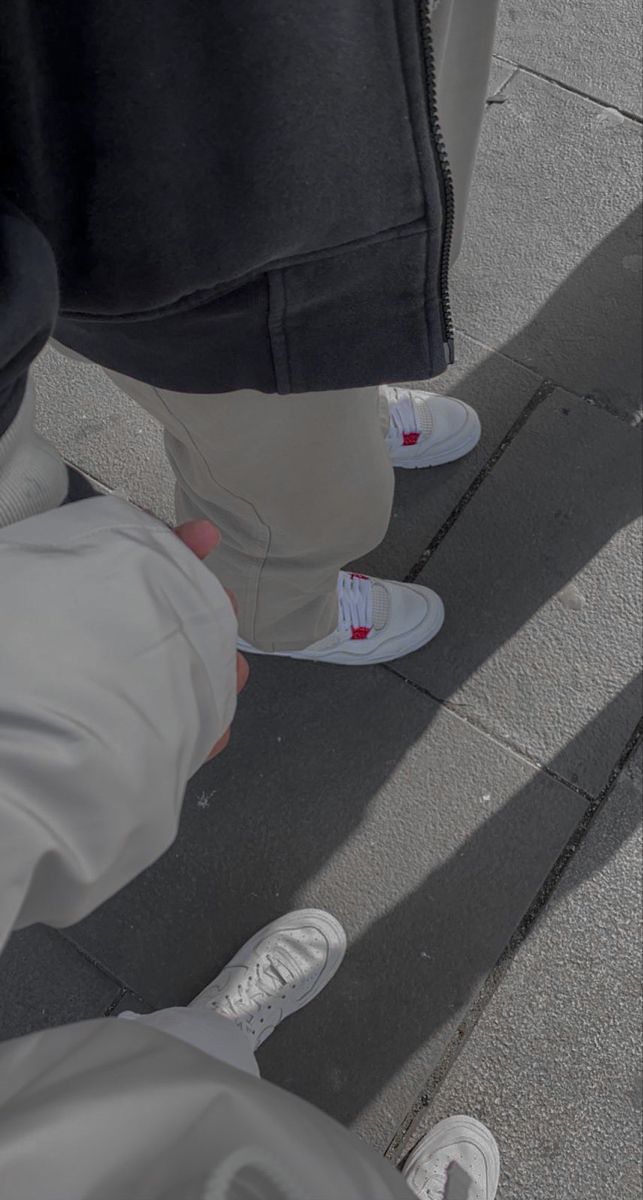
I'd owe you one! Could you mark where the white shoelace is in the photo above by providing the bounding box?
[426,1170,448,1200]
[214,946,302,1021]
[388,389,420,443]
[412,1164,449,1200]
[337,572,374,637]
[384,385,437,456]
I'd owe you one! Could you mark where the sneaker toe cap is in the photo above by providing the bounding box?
[387,580,445,640]
[427,394,477,449]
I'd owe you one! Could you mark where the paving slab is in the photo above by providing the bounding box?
[496,0,643,117]
[0,926,122,1041]
[451,70,643,420]
[67,661,587,1147]
[487,56,518,100]
[33,345,175,522]
[353,334,543,581]
[395,391,642,796]
[399,746,643,1200]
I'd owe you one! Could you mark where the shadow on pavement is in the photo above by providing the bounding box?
[256,677,642,1128]
[198,218,643,1124]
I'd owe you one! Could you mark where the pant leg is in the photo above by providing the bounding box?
[433,0,501,258]
[103,369,395,652]
[119,1007,260,1078]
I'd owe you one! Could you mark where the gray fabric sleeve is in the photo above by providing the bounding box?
[0,496,237,942]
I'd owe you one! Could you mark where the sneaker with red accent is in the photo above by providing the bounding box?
[383,385,481,469]
[238,571,445,665]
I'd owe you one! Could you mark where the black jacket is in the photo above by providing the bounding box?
[0,1,453,432]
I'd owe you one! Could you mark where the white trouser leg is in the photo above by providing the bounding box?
[102,368,395,652]
[119,1007,260,1077]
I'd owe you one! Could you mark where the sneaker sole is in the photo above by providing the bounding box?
[402,1115,501,1195]
[389,404,481,469]
[239,587,445,666]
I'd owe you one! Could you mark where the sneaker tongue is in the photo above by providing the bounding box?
[371,581,390,631]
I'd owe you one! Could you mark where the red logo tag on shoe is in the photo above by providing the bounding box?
[403,432,421,446]
[351,626,372,640]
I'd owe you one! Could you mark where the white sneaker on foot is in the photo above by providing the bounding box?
[383,385,481,469]
[189,910,346,1051]
[238,571,445,664]
[403,1116,500,1200]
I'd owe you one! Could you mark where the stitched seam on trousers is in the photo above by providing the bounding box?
[148,385,272,649]
[267,269,291,394]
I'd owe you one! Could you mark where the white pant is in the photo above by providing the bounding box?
[121,1006,260,1079]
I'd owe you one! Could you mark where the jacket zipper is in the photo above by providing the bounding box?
[418,0,456,363]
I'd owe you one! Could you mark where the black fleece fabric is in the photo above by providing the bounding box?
[1,1,451,434]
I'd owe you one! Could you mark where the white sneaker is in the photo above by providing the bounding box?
[403,1116,500,1200]
[383,385,481,469]
[239,571,445,665]
[189,910,346,1052]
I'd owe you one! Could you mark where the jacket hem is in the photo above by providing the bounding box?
[56,229,447,396]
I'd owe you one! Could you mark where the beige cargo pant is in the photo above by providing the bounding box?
[104,368,395,652]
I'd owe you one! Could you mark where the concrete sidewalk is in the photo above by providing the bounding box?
[4,1,642,1196]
